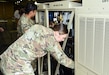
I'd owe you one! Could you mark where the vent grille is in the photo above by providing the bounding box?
[78,14,109,75]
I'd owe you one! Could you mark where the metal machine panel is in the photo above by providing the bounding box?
[103,18,109,75]
[37,4,48,10]
[76,14,109,75]
[47,1,81,9]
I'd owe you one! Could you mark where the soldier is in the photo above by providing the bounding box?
[0,24,74,75]
[17,3,37,71]
[17,3,37,37]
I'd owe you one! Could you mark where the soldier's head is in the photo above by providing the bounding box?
[52,24,68,42]
[25,3,37,18]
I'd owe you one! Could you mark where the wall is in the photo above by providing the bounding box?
[0,2,16,45]
[0,2,14,19]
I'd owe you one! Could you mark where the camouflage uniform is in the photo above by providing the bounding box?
[17,13,36,71]
[17,14,35,37]
[0,25,74,75]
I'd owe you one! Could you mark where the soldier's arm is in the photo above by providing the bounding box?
[21,23,30,34]
[48,41,74,69]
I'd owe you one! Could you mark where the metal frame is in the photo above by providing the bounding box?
[36,1,81,75]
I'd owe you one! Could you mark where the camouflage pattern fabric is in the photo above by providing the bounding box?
[17,14,35,37]
[17,13,36,71]
[0,25,74,75]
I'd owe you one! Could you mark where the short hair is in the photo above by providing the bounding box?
[25,3,37,14]
[52,24,68,35]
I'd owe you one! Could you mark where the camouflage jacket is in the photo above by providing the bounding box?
[17,14,35,37]
[0,24,74,75]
